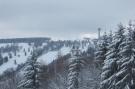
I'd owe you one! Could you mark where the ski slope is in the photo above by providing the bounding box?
[0,39,93,75]
[38,46,71,65]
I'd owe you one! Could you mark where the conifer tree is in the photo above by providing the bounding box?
[68,45,84,89]
[96,32,109,62]
[18,50,42,89]
[100,23,125,89]
[114,22,135,89]
[108,30,113,44]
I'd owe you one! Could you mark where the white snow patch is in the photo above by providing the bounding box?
[38,46,71,65]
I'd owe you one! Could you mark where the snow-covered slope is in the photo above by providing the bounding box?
[0,39,94,75]
[38,41,94,65]
[38,46,71,65]
[0,43,34,74]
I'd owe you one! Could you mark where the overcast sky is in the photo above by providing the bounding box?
[0,0,135,40]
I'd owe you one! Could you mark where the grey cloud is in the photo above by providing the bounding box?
[0,0,135,39]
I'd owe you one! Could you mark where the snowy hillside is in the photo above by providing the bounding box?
[0,43,34,74]
[38,46,71,65]
[38,40,94,65]
[0,38,94,75]
[0,37,99,89]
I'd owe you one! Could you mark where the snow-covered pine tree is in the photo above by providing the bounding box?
[68,45,84,89]
[114,22,135,89]
[100,23,125,89]
[17,50,42,89]
[108,30,113,44]
[96,32,109,62]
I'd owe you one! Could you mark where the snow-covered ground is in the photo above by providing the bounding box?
[0,43,33,74]
[37,42,92,65]
[38,46,71,65]
[0,40,93,75]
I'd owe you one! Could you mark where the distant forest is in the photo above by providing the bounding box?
[0,37,51,43]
